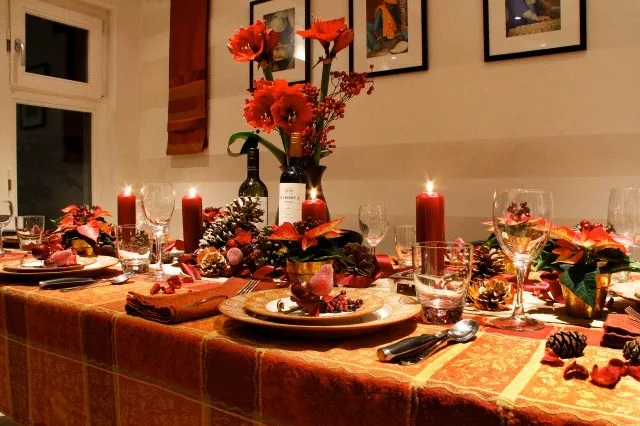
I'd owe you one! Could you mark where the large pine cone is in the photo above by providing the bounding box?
[472,277,512,311]
[249,234,285,269]
[200,251,228,278]
[200,197,264,249]
[472,245,506,281]
[335,243,376,278]
[623,338,640,366]
[546,331,587,359]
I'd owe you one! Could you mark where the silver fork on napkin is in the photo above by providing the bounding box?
[182,279,261,309]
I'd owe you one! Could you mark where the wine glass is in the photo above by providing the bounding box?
[140,183,175,280]
[358,205,389,255]
[0,200,14,256]
[607,188,639,283]
[491,189,553,331]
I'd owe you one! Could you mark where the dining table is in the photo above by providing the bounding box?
[0,251,638,426]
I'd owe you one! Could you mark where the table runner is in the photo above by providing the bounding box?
[0,269,639,425]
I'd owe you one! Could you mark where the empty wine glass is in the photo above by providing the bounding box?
[358,205,389,255]
[607,188,639,283]
[491,189,553,331]
[140,183,175,280]
[0,200,14,256]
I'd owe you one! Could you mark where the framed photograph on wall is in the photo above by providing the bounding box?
[250,0,310,89]
[349,0,428,78]
[483,0,586,62]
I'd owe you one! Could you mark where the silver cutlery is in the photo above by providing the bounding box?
[58,271,134,292]
[624,306,640,322]
[397,319,479,365]
[183,279,260,309]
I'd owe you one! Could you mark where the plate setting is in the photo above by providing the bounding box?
[3,256,97,273]
[0,255,119,279]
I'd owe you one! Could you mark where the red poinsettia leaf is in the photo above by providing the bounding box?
[563,361,589,380]
[92,206,111,219]
[628,365,640,381]
[303,218,343,240]
[590,363,622,388]
[323,229,345,239]
[300,237,318,251]
[552,247,584,264]
[540,348,565,367]
[77,221,100,242]
[99,222,112,235]
[234,228,254,246]
[61,205,78,214]
[268,222,301,241]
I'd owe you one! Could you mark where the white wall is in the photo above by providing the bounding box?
[136,0,640,254]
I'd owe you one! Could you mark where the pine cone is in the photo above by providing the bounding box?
[249,234,285,269]
[335,243,376,277]
[623,338,640,366]
[472,245,506,281]
[200,197,264,249]
[472,277,512,311]
[546,331,587,359]
[200,251,228,278]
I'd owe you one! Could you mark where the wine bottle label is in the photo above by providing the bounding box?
[278,183,305,225]
[257,197,268,229]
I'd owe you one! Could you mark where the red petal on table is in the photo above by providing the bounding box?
[563,361,589,380]
[268,222,301,241]
[77,221,100,242]
[628,365,640,380]
[541,348,565,367]
[590,362,623,388]
[180,261,201,280]
[163,241,176,253]
[607,359,628,377]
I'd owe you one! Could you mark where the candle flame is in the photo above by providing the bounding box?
[310,188,317,200]
[426,181,434,195]
[189,187,197,197]
[124,185,132,196]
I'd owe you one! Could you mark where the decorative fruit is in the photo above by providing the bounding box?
[309,264,334,296]
[291,279,311,299]
[31,244,50,260]
[226,247,243,266]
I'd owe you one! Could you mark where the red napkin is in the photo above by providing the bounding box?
[601,313,640,348]
[125,277,279,324]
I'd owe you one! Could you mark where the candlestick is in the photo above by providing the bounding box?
[182,187,203,254]
[302,188,327,223]
[117,185,136,226]
[416,181,445,243]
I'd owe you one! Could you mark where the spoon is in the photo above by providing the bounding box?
[60,271,135,292]
[396,319,479,365]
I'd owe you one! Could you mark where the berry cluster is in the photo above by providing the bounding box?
[319,290,363,313]
[579,220,605,232]
[293,217,324,235]
[507,201,531,222]
[31,234,64,261]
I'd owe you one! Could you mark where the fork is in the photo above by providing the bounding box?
[183,279,261,309]
[624,306,640,322]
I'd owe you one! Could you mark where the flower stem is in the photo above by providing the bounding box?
[262,65,274,81]
[313,60,333,165]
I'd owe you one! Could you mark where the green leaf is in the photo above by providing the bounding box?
[228,132,286,167]
[559,264,599,307]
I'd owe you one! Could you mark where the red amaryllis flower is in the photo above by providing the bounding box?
[227,20,279,66]
[243,79,291,132]
[270,91,313,135]
[297,17,353,58]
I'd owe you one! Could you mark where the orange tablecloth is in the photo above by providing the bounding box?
[0,260,639,425]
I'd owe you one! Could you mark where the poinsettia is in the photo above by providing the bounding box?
[55,205,114,247]
[269,218,344,251]
[535,220,640,307]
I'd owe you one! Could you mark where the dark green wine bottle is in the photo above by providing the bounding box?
[239,147,268,228]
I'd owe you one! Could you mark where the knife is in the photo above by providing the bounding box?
[39,277,96,290]
[377,330,449,362]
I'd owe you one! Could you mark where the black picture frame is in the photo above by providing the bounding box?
[483,0,586,62]
[249,0,310,90]
[349,0,428,78]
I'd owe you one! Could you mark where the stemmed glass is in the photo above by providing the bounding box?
[491,189,553,331]
[0,201,14,256]
[607,188,639,283]
[358,205,389,255]
[140,183,175,280]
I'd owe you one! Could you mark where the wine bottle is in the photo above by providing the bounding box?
[278,133,306,225]
[239,147,268,229]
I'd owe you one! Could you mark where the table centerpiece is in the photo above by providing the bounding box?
[54,204,114,256]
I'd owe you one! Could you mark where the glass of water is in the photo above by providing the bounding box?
[0,201,14,256]
[116,225,152,275]
[394,225,415,267]
[607,188,639,283]
[15,215,45,250]
[412,241,473,324]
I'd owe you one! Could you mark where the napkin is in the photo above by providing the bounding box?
[125,277,279,324]
[601,313,640,348]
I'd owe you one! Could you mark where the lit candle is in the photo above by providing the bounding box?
[416,181,445,243]
[301,188,327,223]
[182,187,203,254]
[117,185,136,226]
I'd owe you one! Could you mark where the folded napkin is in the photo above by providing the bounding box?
[601,313,640,348]
[125,277,279,324]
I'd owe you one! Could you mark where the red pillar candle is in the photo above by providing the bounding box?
[182,187,203,254]
[302,188,327,223]
[117,185,136,226]
[416,181,445,243]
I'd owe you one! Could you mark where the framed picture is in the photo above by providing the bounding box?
[349,0,428,78]
[483,0,586,62]
[249,0,310,88]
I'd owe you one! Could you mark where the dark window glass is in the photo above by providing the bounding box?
[16,105,91,228]
[25,14,89,83]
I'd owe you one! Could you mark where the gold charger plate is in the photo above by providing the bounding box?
[219,290,421,338]
[3,256,97,273]
[243,288,385,325]
[0,255,119,280]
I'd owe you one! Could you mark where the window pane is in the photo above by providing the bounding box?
[25,14,89,83]
[16,105,91,228]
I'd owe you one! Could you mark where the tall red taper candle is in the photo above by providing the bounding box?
[416,181,445,243]
[301,188,327,223]
[182,187,203,254]
[117,185,136,226]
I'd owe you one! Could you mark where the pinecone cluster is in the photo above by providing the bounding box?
[546,331,587,359]
[200,197,264,249]
[623,338,640,366]
[472,245,506,281]
[200,251,229,278]
[334,243,376,277]
[250,233,285,269]
[470,277,512,311]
